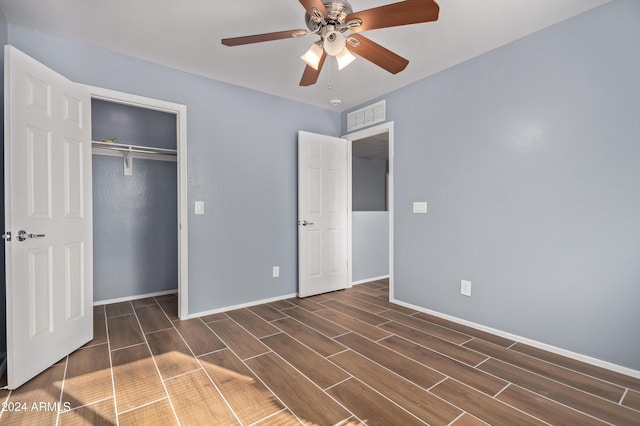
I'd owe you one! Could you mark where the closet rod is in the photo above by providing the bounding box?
[92,141,177,156]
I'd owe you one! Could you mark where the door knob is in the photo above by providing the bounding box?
[299,220,315,226]
[16,230,46,242]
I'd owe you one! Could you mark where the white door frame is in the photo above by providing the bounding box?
[82,85,189,319]
[343,121,394,298]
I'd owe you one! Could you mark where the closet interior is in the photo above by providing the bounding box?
[351,133,390,283]
[91,99,178,307]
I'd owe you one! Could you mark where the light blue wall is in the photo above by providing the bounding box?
[6,24,340,314]
[343,0,640,370]
[92,99,178,301]
[352,156,387,211]
[352,212,389,282]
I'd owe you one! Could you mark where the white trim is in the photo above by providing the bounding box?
[343,121,395,299]
[93,290,178,306]
[187,293,298,319]
[391,297,640,379]
[347,139,353,288]
[351,275,390,286]
[81,85,189,320]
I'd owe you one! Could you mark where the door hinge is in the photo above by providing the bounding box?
[2,231,11,242]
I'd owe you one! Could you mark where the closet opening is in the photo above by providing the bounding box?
[345,122,393,294]
[87,88,188,319]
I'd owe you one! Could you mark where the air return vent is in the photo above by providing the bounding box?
[347,100,386,132]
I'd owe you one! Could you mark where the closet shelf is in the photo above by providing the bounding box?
[92,141,177,176]
[92,141,177,157]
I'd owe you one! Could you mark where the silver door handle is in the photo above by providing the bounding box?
[16,230,46,242]
[299,220,315,226]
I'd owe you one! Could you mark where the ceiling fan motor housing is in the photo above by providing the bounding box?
[305,0,353,31]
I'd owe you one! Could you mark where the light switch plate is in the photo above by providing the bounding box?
[413,202,428,214]
[195,201,205,215]
[272,266,280,278]
[461,280,472,297]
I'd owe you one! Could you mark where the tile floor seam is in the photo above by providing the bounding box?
[115,396,169,415]
[193,322,267,424]
[54,354,69,426]
[246,408,301,426]
[474,356,636,423]
[497,383,620,426]
[103,306,119,425]
[171,312,242,424]
[446,411,467,425]
[344,374,431,425]
[194,347,228,359]
[215,346,299,425]
[130,301,180,424]
[109,342,147,353]
[478,352,628,405]
[378,326,487,368]
[249,346,357,424]
[619,388,628,405]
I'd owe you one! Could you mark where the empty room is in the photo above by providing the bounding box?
[1,0,639,424]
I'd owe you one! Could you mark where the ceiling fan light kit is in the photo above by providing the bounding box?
[221,0,440,86]
[335,47,355,70]
[301,42,324,70]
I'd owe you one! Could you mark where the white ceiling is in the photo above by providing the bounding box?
[0,0,611,111]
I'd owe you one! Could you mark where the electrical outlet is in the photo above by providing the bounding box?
[412,202,428,214]
[460,280,472,297]
[272,266,280,278]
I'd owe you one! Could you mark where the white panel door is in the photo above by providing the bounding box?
[298,131,348,297]
[4,46,93,389]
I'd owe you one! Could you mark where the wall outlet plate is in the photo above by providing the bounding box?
[461,280,472,297]
[272,266,280,278]
[413,202,427,214]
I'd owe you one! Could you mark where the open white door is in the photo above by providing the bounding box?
[4,46,93,389]
[298,131,348,297]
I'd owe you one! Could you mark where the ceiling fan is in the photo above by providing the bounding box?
[221,0,440,86]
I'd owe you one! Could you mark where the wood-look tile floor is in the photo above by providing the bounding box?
[2,280,640,425]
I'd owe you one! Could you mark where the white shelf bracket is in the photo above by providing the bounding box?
[124,150,133,176]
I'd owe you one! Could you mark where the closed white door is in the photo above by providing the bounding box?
[298,131,348,297]
[4,46,93,389]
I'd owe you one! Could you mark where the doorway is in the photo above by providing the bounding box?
[85,86,188,319]
[345,122,394,296]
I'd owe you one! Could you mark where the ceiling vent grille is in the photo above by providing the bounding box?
[347,100,386,132]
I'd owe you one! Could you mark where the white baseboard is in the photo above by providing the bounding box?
[93,289,178,306]
[351,275,390,286]
[188,293,297,320]
[391,297,640,380]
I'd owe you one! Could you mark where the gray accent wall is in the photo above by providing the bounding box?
[352,212,389,282]
[92,99,178,301]
[343,0,640,370]
[6,24,340,314]
[92,98,177,150]
[352,156,387,211]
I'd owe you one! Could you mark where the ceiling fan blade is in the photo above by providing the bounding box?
[222,29,308,46]
[299,50,327,86]
[298,0,328,18]
[346,34,409,74]
[346,0,439,32]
